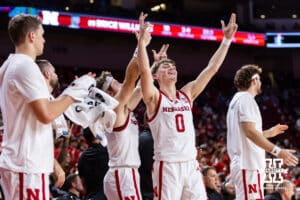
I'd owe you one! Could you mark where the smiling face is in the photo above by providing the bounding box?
[153,59,178,85]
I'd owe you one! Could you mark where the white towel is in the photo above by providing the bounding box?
[61,75,96,102]
[64,87,119,146]
[89,87,119,109]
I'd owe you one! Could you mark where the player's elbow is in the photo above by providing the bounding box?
[244,129,258,141]
[30,99,56,124]
[36,113,54,124]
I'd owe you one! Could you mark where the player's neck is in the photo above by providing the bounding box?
[160,84,177,100]
[246,87,257,97]
[15,44,37,60]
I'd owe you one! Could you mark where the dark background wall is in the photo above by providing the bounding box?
[0,8,299,83]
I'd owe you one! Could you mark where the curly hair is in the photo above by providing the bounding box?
[234,64,262,91]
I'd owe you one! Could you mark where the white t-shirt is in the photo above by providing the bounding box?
[148,91,197,162]
[0,54,54,173]
[226,91,265,170]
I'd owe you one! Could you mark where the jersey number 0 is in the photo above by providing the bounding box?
[175,114,185,132]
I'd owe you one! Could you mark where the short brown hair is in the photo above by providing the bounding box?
[234,64,262,91]
[96,71,113,91]
[152,58,176,74]
[36,59,52,74]
[8,14,42,46]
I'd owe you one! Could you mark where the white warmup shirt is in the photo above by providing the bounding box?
[0,54,54,173]
[226,91,265,170]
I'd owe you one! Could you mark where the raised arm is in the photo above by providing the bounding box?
[114,57,139,107]
[137,13,160,115]
[128,43,169,110]
[113,57,140,127]
[181,13,238,101]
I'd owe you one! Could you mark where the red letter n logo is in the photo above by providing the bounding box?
[248,184,257,194]
[26,188,40,200]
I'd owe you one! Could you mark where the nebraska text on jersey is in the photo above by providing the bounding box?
[162,105,190,112]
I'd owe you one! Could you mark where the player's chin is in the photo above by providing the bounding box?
[170,77,177,82]
[257,89,262,95]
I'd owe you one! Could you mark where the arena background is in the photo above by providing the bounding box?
[0,0,300,198]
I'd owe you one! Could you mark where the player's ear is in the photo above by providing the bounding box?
[27,31,35,43]
[44,71,50,79]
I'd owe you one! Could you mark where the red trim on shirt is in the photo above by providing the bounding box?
[132,168,141,200]
[113,112,130,132]
[147,92,162,123]
[158,161,164,200]
[178,90,192,107]
[115,169,123,200]
[19,173,24,200]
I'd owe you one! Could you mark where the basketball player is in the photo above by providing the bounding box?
[36,59,67,188]
[96,42,146,199]
[226,64,298,200]
[137,12,238,199]
[0,14,95,199]
[97,29,169,198]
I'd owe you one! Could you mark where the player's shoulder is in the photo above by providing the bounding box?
[236,91,253,101]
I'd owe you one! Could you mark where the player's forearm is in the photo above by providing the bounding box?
[243,125,275,153]
[116,58,139,104]
[30,96,74,124]
[137,41,155,103]
[48,96,75,120]
[124,57,139,84]
[263,129,273,138]
[53,159,65,188]
[127,87,142,110]
[137,41,151,76]
[206,39,231,74]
